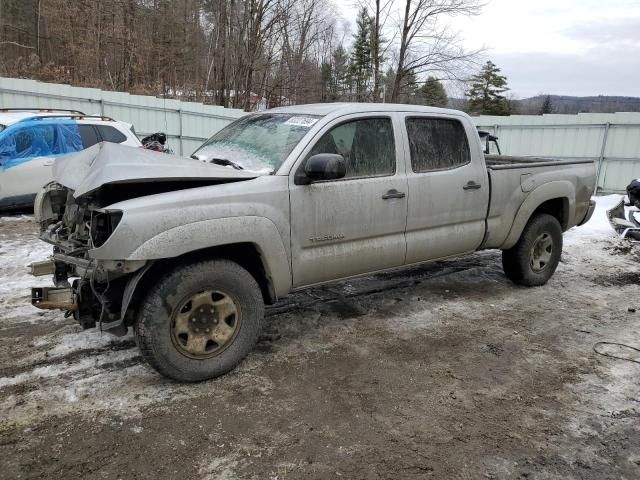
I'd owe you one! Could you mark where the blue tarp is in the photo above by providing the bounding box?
[0,120,83,170]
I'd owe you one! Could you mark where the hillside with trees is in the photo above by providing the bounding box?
[512,95,640,114]
[2,1,638,114]
[0,0,482,110]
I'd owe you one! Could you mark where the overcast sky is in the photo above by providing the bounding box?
[340,0,640,98]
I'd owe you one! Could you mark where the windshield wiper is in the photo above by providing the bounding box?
[209,158,244,170]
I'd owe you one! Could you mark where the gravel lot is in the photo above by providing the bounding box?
[1,197,639,480]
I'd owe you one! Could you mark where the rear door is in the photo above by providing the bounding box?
[288,113,408,287]
[402,114,489,263]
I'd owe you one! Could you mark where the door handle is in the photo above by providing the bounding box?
[43,160,54,166]
[463,181,481,191]
[382,189,406,200]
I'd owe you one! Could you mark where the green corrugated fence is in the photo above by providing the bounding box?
[474,112,640,194]
[0,77,246,156]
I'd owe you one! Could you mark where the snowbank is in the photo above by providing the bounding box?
[564,194,625,246]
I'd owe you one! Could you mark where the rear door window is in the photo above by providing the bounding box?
[96,125,127,144]
[78,125,100,148]
[406,118,470,172]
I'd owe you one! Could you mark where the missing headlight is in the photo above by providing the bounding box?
[90,210,123,248]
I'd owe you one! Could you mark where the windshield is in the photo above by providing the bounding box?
[192,113,320,173]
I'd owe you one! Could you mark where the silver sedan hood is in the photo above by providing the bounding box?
[53,142,258,198]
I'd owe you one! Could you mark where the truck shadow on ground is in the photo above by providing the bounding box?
[256,252,509,353]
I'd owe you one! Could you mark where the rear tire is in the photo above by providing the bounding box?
[502,213,563,287]
[134,259,264,382]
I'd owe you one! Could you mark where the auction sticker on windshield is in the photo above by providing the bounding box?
[284,116,319,127]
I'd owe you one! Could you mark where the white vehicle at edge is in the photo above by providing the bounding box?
[0,108,141,210]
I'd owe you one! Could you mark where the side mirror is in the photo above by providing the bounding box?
[295,154,346,185]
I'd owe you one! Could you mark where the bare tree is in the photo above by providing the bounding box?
[390,0,483,102]
[0,0,484,111]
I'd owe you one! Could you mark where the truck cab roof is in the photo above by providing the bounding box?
[267,102,469,118]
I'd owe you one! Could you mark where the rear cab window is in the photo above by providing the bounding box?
[405,117,470,172]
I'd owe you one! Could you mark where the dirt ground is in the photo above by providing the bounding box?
[1,203,639,480]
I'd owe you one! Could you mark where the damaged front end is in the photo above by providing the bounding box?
[30,181,147,335]
[28,142,259,335]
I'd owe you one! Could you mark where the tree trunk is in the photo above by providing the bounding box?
[391,0,411,102]
[372,0,380,101]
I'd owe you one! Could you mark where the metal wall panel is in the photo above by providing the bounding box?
[2,77,639,192]
[0,77,246,156]
[474,112,640,193]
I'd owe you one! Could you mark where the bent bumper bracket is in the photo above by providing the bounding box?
[31,287,76,311]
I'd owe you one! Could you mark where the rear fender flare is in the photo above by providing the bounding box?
[500,181,575,250]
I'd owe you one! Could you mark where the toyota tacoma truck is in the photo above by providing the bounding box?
[29,104,596,381]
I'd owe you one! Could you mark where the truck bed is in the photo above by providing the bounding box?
[481,155,596,250]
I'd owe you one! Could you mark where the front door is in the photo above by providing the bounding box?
[402,114,489,264]
[289,114,408,287]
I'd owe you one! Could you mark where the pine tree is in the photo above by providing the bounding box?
[331,45,350,100]
[349,7,372,101]
[418,76,448,107]
[403,70,420,104]
[382,67,421,104]
[320,62,333,101]
[466,61,511,115]
[382,67,395,102]
[539,95,554,114]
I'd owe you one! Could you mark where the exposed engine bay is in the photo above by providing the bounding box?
[31,182,148,334]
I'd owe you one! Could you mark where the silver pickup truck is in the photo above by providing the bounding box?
[30,104,596,381]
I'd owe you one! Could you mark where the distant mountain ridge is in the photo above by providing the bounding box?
[514,95,640,114]
[449,95,640,114]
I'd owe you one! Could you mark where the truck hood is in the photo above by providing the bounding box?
[53,142,258,198]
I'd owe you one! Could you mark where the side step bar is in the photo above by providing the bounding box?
[32,287,76,311]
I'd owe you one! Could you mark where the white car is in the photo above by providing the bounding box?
[0,109,141,210]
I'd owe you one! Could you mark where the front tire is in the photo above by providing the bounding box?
[134,259,264,382]
[502,213,563,287]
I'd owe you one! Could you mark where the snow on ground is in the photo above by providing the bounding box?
[1,196,640,478]
[0,196,632,365]
[0,215,33,222]
[0,196,638,426]
[564,194,624,245]
[0,216,55,324]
